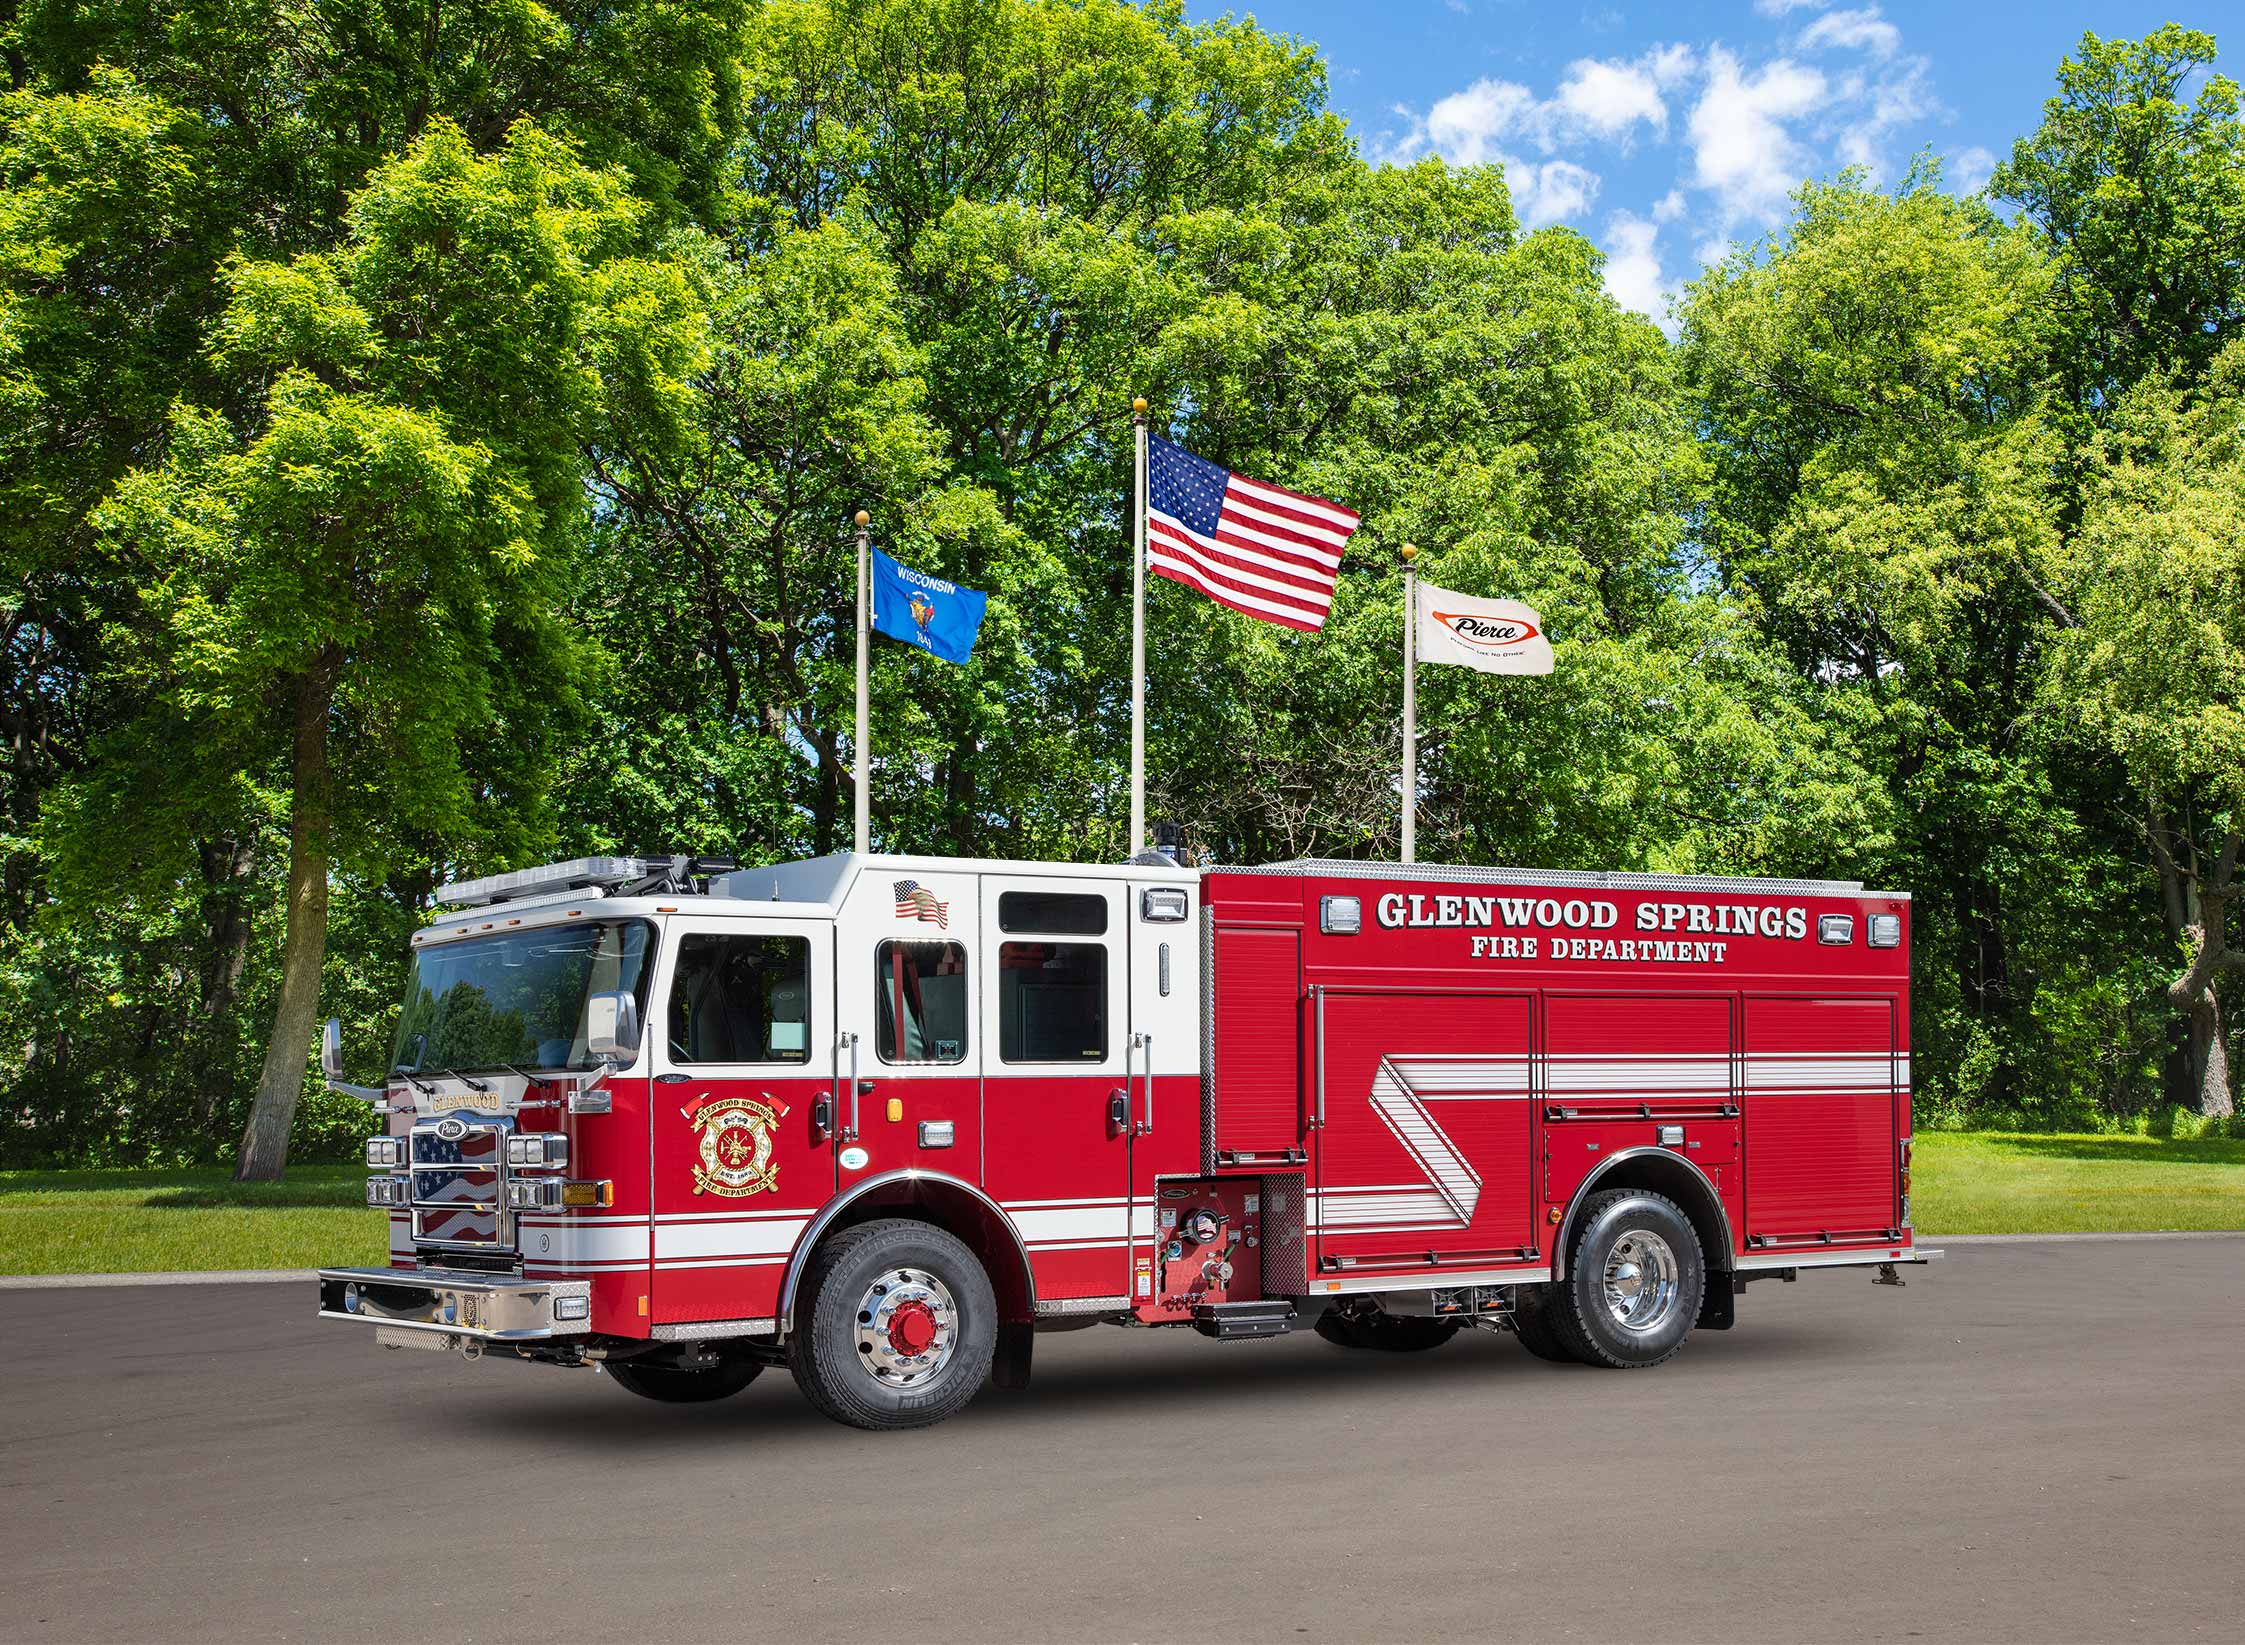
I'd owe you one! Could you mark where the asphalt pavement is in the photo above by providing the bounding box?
[3,1238,2241,1643]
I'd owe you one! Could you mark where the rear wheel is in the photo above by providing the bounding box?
[1312,1306,1461,1352]
[1546,1189,1705,1369]
[606,1354,762,1404]
[790,1218,996,1431]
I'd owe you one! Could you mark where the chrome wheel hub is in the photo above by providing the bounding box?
[854,1268,958,1387]
[1601,1229,1680,1335]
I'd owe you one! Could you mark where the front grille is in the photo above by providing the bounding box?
[410,1118,514,1253]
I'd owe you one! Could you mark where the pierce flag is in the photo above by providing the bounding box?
[869,546,988,666]
[1414,581,1554,675]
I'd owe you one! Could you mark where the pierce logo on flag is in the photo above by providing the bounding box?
[1146,435,1359,632]
[893,879,949,928]
[1433,610,1542,649]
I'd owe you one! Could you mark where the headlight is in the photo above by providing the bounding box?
[552,1295,590,1322]
[505,1133,569,1171]
[365,1176,408,1207]
[506,1178,561,1212]
[365,1136,403,1169]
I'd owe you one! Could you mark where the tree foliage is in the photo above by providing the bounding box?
[0,8,2239,1166]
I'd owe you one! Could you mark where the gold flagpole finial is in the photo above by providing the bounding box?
[1400,542,1418,565]
[854,509,870,528]
[1131,396,1148,417]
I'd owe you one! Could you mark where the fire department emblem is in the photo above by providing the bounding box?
[687,1094,788,1197]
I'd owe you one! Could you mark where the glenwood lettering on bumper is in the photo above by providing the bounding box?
[317,852,1935,1431]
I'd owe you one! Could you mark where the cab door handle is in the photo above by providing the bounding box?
[1108,1089,1129,1134]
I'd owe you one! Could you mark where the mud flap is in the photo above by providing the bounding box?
[991,1321,1035,1390]
[1696,1274,1738,1331]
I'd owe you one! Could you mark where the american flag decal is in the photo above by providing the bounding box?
[1147,435,1360,632]
[893,879,949,928]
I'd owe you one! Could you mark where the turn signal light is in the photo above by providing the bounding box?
[560,1180,613,1209]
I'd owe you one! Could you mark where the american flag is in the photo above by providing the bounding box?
[1146,435,1360,632]
[893,879,949,928]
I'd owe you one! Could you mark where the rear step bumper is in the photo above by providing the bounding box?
[317,1267,591,1342]
[1193,1300,1298,1341]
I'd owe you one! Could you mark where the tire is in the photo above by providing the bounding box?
[606,1355,762,1404]
[1506,1288,1581,1364]
[1545,1189,1705,1370]
[1312,1306,1461,1352]
[790,1217,997,1431]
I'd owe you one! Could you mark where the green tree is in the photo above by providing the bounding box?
[68,122,704,1177]
[1993,25,2245,409]
[2038,338,2245,1117]
[1679,172,2157,1120]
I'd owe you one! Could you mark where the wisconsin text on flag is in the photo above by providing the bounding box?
[1146,435,1360,632]
[893,879,949,928]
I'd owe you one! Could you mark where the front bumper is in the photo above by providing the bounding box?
[317,1267,591,1342]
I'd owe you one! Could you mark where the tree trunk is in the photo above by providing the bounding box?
[235,665,337,1182]
[2190,989,2233,1120]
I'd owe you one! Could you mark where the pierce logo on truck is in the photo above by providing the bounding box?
[687,1094,786,1197]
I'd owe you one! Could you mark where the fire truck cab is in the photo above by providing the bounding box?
[318,851,1934,1430]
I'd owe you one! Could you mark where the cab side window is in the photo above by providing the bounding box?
[876,940,968,1064]
[998,942,1107,1061]
[668,934,810,1063]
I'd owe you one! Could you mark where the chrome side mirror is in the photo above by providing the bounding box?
[320,1016,386,1106]
[585,991,641,1063]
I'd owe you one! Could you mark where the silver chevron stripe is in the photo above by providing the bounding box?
[1368,1058,1488,1223]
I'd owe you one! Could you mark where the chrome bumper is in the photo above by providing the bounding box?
[317,1267,591,1341]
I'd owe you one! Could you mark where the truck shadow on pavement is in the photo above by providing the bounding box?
[438,1315,1882,1451]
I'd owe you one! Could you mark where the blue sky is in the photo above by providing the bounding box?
[1185,2,2216,326]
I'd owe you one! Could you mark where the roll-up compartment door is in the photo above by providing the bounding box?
[1742,996,1898,1241]
[1205,927,1302,1167]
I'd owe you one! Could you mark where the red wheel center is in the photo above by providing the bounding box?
[886,1299,939,1356]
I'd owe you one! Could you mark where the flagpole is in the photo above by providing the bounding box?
[854,509,871,857]
[1129,395,1149,858]
[1401,542,1418,864]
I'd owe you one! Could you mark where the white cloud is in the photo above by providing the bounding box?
[1555,58,1670,142]
[1754,0,1828,15]
[1951,145,1997,195]
[1416,76,1543,165]
[1798,6,1901,59]
[1512,159,1601,225]
[1601,212,1673,329]
[1651,188,1688,223]
[1687,49,1829,229]
[1833,55,1936,176]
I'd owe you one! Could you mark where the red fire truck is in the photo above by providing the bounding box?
[317,851,1935,1429]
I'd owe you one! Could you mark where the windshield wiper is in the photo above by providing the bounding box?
[437,1068,491,1093]
[390,1065,438,1096]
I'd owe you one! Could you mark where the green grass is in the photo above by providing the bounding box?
[1,1132,2240,1275]
[0,1165,382,1275]
[1914,1131,2245,1235]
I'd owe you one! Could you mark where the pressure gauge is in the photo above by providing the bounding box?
[1182,1209,1222,1245]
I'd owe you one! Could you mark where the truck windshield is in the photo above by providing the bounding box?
[390,919,654,1075]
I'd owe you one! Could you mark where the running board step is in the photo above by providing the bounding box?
[1192,1300,1297,1341]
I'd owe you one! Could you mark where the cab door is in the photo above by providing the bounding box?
[977,876,1133,1302]
[647,917,835,1328]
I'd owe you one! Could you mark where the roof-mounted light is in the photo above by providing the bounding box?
[435,858,652,908]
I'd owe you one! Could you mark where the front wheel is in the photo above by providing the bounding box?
[1546,1189,1705,1369]
[790,1218,997,1431]
[606,1354,762,1403]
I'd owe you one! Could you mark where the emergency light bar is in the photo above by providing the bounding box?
[434,857,652,908]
